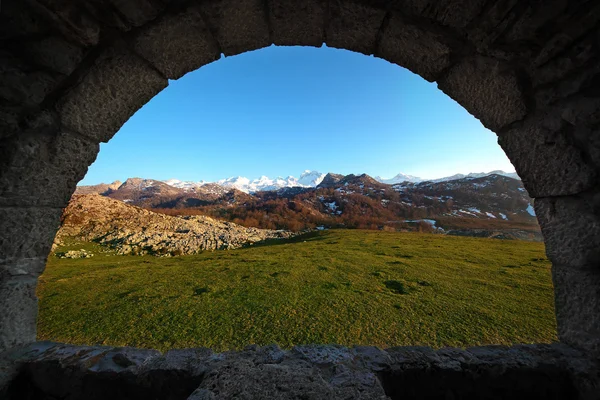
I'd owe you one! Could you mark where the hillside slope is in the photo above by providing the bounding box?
[74,173,541,240]
[56,195,293,255]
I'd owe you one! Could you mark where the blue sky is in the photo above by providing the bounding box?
[81,45,515,185]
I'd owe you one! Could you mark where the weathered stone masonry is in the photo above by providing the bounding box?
[1,0,599,398]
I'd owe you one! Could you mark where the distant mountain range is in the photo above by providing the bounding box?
[74,171,540,241]
[81,170,520,194]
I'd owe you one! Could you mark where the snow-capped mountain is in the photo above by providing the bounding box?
[298,170,326,187]
[169,170,518,193]
[375,173,421,184]
[79,170,520,196]
[218,175,301,193]
[374,170,519,184]
[164,179,207,189]
[430,170,520,183]
[163,171,326,194]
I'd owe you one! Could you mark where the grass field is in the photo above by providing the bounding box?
[38,230,557,352]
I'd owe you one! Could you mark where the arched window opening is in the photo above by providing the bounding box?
[39,46,555,353]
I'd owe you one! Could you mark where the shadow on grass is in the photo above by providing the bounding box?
[384,280,412,295]
[244,231,326,249]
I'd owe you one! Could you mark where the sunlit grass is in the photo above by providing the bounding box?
[38,230,557,352]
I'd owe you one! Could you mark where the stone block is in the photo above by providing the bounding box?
[76,0,165,32]
[199,0,270,56]
[0,275,38,352]
[57,43,167,142]
[0,107,20,140]
[0,207,62,263]
[106,0,166,28]
[376,13,452,82]
[553,264,600,355]
[428,0,487,29]
[268,0,326,47]
[326,1,386,56]
[535,62,600,106]
[0,259,46,279]
[533,34,597,88]
[438,56,527,133]
[535,194,600,268]
[131,5,220,80]
[0,0,49,40]
[18,35,84,76]
[30,0,101,46]
[0,51,62,108]
[0,128,99,207]
[532,2,600,68]
[466,0,519,52]
[497,114,597,197]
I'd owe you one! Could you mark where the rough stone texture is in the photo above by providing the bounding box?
[0,127,100,207]
[16,35,85,76]
[465,0,520,57]
[438,56,528,133]
[533,32,599,90]
[0,207,62,263]
[560,96,600,171]
[326,1,386,56]
[0,276,38,352]
[553,264,600,356]
[0,50,63,108]
[376,13,452,82]
[534,193,600,268]
[425,0,488,29]
[57,43,168,142]
[0,107,20,140]
[1,342,599,399]
[131,5,221,79]
[0,259,46,281]
[0,0,49,40]
[199,0,270,56]
[497,113,597,198]
[28,0,101,46]
[268,0,326,47]
[104,0,166,28]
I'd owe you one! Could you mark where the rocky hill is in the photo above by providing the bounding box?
[55,195,294,256]
[73,172,541,241]
[74,180,121,195]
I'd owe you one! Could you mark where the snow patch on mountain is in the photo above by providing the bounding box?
[156,170,519,193]
[375,173,421,184]
[298,170,326,187]
[164,179,207,189]
[167,170,327,193]
[374,170,520,184]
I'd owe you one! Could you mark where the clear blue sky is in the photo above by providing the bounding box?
[81,45,515,185]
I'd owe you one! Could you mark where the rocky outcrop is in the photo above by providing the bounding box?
[55,249,94,259]
[74,181,122,195]
[54,195,294,256]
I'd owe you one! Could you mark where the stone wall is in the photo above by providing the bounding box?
[0,0,599,375]
[1,342,599,399]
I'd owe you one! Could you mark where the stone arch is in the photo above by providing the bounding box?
[1,0,599,361]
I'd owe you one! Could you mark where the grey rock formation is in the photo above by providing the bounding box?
[55,194,294,255]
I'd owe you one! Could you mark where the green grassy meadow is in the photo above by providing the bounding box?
[38,230,557,352]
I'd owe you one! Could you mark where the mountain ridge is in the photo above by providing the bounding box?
[78,170,520,195]
[74,172,540,241]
